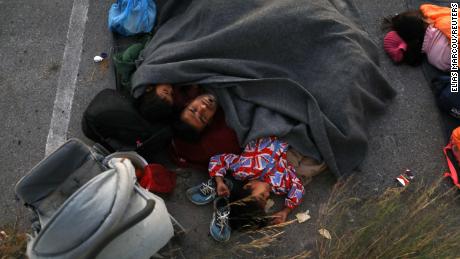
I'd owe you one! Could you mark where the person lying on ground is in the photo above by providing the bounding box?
[382,4,452,71]
[209,136,305,225]
[81,88,173,158]
[134,82,327,182]
[169,85,241,168]
[170,85,327,179]
[187,136,304,223]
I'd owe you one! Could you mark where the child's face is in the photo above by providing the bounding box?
[181,94,217,131]
[155,84,174,105]
[244,180,271,208]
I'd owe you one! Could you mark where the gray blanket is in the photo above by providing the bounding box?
[131,0,396,177]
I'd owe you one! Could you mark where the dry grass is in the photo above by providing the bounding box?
[0,204,28,259]
[317,177,460,258]
[0,222,27,259]
[202,218,307,259]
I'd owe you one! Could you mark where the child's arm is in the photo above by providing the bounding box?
[271,207,292,225]
[208,153,239,178]
[284,174,305,209]
[215,176,230,197]
[272,171,305,225]
[209,153,239,196]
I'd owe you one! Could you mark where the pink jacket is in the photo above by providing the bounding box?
[422,25,451,71]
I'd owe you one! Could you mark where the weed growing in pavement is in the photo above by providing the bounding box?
[0,203,28,259]
[317,177,460,258]
[0,222,27,259]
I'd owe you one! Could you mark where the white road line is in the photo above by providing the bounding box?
[45,0,89,156]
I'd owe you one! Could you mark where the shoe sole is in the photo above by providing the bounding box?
[209,212,231,242]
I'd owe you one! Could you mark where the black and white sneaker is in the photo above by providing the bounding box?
[210,197,231,242]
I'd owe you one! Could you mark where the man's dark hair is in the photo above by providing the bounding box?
[172,117,202,143]
[229,182,269,230]
[382,10,428,66]
[137,90,173,124]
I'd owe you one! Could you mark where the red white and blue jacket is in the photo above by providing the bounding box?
[208,136,304,209]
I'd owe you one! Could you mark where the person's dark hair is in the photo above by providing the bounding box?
[137,90,173,123]
[229,185,269,230]
[172,117,202,143]
[382,10,428,66]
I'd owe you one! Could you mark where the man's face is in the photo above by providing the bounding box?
[181,94,218,131]
[155,84,174,105]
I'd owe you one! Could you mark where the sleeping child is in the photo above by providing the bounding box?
[186,136,305,242]
[382,4,453,71]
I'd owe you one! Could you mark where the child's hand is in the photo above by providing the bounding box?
[216,182,230,197]
[271,208,291,225]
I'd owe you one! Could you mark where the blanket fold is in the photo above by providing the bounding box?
[132,0,396,177]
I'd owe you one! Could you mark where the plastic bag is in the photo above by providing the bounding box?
[108,0,156,36]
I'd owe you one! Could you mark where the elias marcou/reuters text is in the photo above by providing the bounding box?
[452,3,459,92]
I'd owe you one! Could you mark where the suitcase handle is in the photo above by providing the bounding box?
[85,198,156,259]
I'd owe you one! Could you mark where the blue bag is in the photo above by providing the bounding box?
[108,0,156,36]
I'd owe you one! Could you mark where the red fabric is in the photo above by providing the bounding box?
[443,142,460,189]
[136,164,177,193]
[383,31,407,63]
[451,127,460,148]
[171,109,242,168]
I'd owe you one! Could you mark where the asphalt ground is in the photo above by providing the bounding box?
[1,0,76,223]
[0,0,114,224]
[0,0,452,257]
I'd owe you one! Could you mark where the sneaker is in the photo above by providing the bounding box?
[186,178,233,205]
[210,197,231,242]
